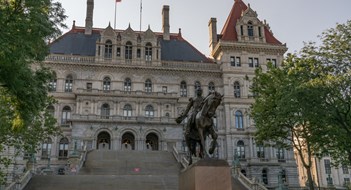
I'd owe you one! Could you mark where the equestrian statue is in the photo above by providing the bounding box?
[176,88,223,165]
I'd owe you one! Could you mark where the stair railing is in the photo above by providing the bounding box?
[76,145,88,173]
[234,167,268,190]
[5,170,32,190]
[172,145,189,169]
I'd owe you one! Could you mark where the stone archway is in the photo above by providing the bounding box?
[146,133,159,151]
[97,131,111,150]
[121,132,135,150]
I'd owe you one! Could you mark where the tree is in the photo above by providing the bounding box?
[0,0,66,184]
[251,56,330,190]
[251,20,351,189]
[300,20,351,165]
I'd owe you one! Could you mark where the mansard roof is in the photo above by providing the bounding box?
[49,28,100,56]
[49,27,212,63]
[220,0,282,45]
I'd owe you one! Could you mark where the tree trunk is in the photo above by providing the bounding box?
[306,166,315,190]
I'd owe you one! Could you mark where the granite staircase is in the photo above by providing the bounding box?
[24,150,180,190]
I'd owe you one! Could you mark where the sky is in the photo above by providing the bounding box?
[58,0,351,56]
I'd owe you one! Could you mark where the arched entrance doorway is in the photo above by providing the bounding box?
[121,132,135,150]
[146,133,159,151]
[97,131,111,150]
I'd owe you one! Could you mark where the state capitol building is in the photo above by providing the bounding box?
[23,0,301,188]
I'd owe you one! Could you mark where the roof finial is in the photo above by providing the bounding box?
[148,24,151,30]
[72,20,76,29]
[178,28,182,37]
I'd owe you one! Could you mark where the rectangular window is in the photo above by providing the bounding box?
[342,165,349,174]
[137,48,141,58]
[324,159,331,174]
[267,58,277,67]
[231,56,241,67]
[116,47,121,57]
[254,58,259,67]
[248,57,253,67]
[230,56,235,66]
[345,178,350,186]
[162,86,167,93]
[277,148,285,159]
[240,25,243,36]
[86,83,92,92]
[236,57,241,67]
[257,146,265,158]
[258,27,262,37]
[49,79,57,92]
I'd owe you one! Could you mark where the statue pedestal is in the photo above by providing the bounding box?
[179,159,232,190]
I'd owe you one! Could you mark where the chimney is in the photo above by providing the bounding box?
[162,5,170,40]
[208,17,218,53]
[85,0,94,35]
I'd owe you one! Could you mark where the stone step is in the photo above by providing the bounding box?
[24,174,178,190]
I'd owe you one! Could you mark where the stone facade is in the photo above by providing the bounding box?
[4,0,301,188]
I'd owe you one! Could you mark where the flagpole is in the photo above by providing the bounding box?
[114,1,117,29]
[139,0,142,32]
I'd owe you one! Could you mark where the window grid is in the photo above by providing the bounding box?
[103,77,111,91]
[145,79,152,93]
[180,81,187,97]
[235,111,243,129]
[65,75,73,92]
[124,78,131,92]
[234,82,241,98]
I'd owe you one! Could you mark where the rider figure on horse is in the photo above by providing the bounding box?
[176,87,204,136]
[176,87,217,141]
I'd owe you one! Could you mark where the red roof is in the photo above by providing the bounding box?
[220,0,282,45]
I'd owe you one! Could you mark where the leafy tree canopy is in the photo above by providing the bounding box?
[0,0,66,184]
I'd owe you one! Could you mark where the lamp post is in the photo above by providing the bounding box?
[47,150,51,169]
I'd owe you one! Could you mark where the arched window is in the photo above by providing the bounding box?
[247,21,254,37]
[180,81,187,97]
[208,82,215,92]
[145,42,152,62]
[145,105,154,118]
[145,79,152,93]
[234,81,241,98]
[49,73,57,92]
[59,138,69,159]
[123,104,132,118]
[47,105,55,117]
[262,169,268,184]
[65,75,73,92]
[41,138,52,158]
[101,103,110,119]
[104,40,112,58]
[103,77,111,91]
[61,106,71,125]
[237,140,245,159]
[125,41,132,60]
[195,81,201,94]
[124,78,131,92]
[235,110,243,129]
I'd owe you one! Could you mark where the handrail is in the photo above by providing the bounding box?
[76,146,87,173]
[234,167,268,190]
[5,170,32,190]
[172,145,188,169]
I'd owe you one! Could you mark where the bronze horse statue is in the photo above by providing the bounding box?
[181,91,223,165]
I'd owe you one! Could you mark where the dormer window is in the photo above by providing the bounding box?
[247,21,254,37]
[104,40,112,59]
[125,41,132,60]
[145,43,152,62]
